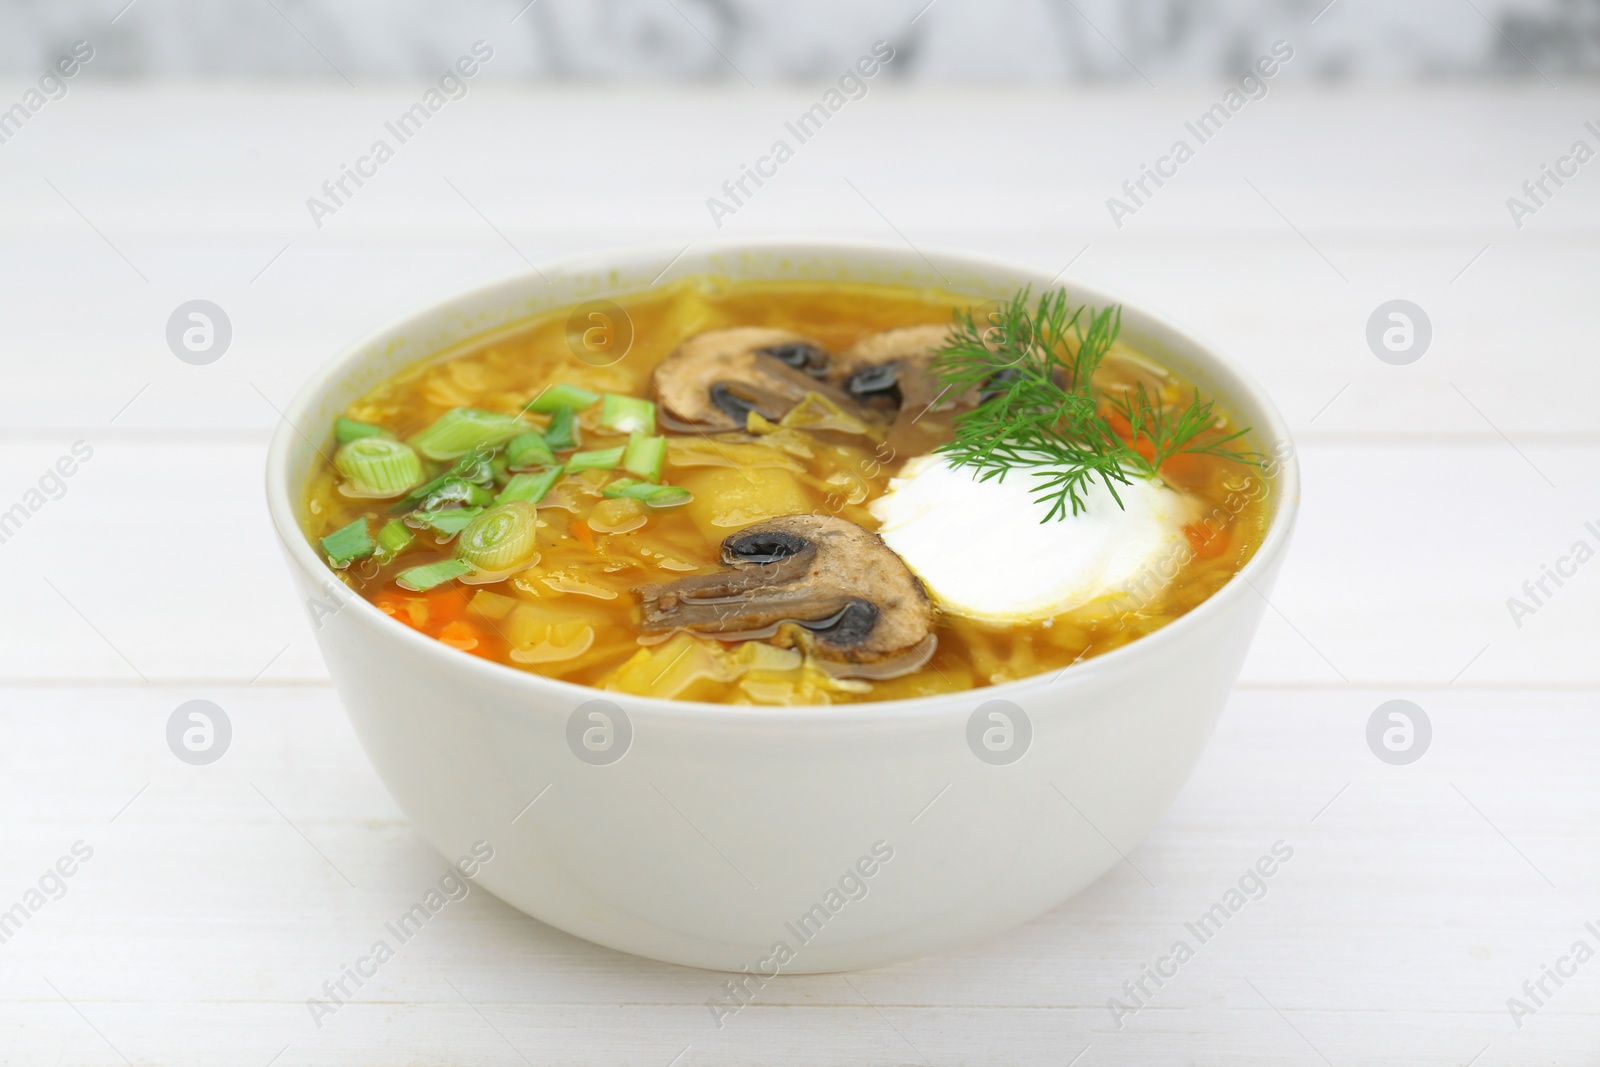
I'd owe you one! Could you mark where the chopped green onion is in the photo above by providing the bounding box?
[410,408,526,461]
[603,479,692,508]
[641,485,692,508]
[321,518,375,566]
[621,433,667,482]
[497,465,565,505]
[601,394,656,435]
[451,449,498,485]
[417,478,495,511]
[601,477,644,499]
[375,518,414,561]
[544,406,581,451]
[456,501,540,571]
[335,438,423,498]
[403,471,452,506]
[396,558,473,591]
[336,416,387,443]
[411,507,483,536]
[527,383,600,413]
[402,450,496,506]
[567,446,625,473]
[505,432,555,469]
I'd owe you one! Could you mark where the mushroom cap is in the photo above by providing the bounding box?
[635,513,936,675]
[652,328,857,433]
[834,323,1079,433]
[833,325,971,423]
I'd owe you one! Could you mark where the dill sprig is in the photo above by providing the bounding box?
[929,287,1258,521]
[1105,381,1255,478]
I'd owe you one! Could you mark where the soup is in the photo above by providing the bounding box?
[301,277,1274,704]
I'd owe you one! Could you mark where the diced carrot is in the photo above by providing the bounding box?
[372,592,428,629]
[1158,451,1207,485]
[1104,411,1134,439]
[1102,410,1156,462]
[571,519,596,553]
[1183,522,1231,560]
[422,586,471,628]
[438,619,481,651]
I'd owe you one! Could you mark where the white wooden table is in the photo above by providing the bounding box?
[1,84,1596,1065]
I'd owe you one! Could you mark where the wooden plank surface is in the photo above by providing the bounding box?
[0,87,1597,439]
[0,85,1595,1064]
[1,687,1595,1065]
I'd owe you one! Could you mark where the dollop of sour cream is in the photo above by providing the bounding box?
[868,455,1198,624]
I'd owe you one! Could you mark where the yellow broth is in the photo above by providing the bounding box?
[302,277,1274,704]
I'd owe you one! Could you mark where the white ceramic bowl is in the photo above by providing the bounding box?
[266,241,1299,974]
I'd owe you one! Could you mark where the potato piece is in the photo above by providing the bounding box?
[589,497,647,534]
[466,589,518,621]
[604,633,732,701]
[666,437,804,472]
[540,570,623,599]
[501,601,608,665]
[510,567,623,601]
[499,595,610,629]
[677,466,813,540]
[507,619,595,664]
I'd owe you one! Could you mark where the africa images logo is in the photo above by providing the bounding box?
[304,42,495,228]
[705,841,895,1028]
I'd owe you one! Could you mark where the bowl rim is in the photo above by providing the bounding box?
[265,237,1300,724]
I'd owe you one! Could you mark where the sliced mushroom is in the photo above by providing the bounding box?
[636,514,936,676]
[833,325,965,423]
[835,324,1065,429]
[652,328,858,433]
